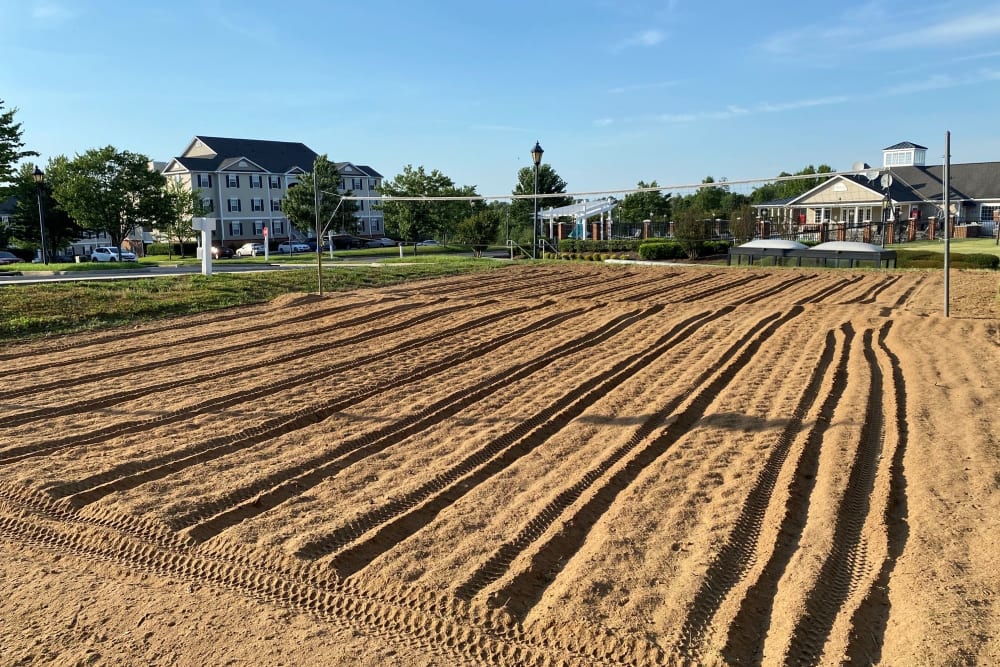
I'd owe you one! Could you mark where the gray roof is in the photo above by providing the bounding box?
[355,165,383,178]
[884,141,927,150]
[177,136,319,174]
[885,163,1000,202]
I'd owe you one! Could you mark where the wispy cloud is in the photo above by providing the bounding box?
[32,2,76,21]
[758,3,1000,56]
[886,68,1000,95]
[593,118,614,127]
[608,80,682,94]
[612,29,665,52]
[654,95,849,123]
[881,9,1000,48]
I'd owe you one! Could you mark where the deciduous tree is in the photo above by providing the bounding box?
[617,181,671,224]
[282,155,356,238]
[50,146,168,252]
[455,209,501,257]
[153,178,207,258]
[379,165,476,243]
[510,164,572,245]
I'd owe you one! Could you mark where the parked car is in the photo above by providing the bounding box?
[369,237,398,247]
[211,245,235,259]
[0,250,21,265]
[91,246,137,262]
[417,239,441,246]
[32,253,76,263]
[277,242,310,253]
[235,242,265,257]
[329,234,366,250]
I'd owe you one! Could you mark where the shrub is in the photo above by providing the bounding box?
[638,242,686,260]
[148,242,198,256]
[956,253,999,270]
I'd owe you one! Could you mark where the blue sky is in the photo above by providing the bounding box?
[4,0,1000,197]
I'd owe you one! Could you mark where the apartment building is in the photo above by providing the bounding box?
[337,162,385,235]
[161,136,383,247]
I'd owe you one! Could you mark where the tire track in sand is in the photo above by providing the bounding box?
[720,323,855,665]
[305,308,720,574]
[182,306,666,543]
[674,327,840,659]
[783,327,887,665]
[1,301,530,464]
[844,321,908,665]
[480,306,805,622]
[0,507,617,667]
[46,308,592,508]
[0,298,451,416]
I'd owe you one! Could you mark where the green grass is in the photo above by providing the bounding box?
[890,237,1000,257]
[0,258,506,341]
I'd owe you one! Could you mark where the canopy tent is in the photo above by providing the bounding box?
[537,199,618,240]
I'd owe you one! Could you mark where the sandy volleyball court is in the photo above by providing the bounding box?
[1,263,997,666]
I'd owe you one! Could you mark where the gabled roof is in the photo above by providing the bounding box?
[173,136,318,174]
[218,156,266,172]
[787,174,883,206]
[884,141,927,150]
[355,165,383,178]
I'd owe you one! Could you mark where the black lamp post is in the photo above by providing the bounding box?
[32,167,49,265]
[531,141,544,259]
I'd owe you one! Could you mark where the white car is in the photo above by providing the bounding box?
[370,237,398,247]
[235,242,266,257]
[277,242,310,253]
[417,239,441,246]
[91,246,137,262]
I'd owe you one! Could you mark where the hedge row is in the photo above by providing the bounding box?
[895,249,999,270]
[557,239,642,253]
[544,252,631,261]
[637,240,731,260]
[147,242,201,256]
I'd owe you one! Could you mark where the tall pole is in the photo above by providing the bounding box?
[943,130,951,318]
[33,167,49,265]
[314,167,323,295]
[531,141,544,260]
[533,163,539,259]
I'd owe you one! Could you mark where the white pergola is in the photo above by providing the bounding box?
[537,199,618,240]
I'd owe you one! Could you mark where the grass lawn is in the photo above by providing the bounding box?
[0,257,507,341]
[890,237,1000,257]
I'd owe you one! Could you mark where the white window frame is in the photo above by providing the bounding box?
[249,174,263,188]
[252,221,264,235]
[226,174,240,188]
[273,220,285,235]
[269,175,281,188]
[229,221,243,236]
[227,198,241,212]
[271,199,282,212]
[201,197,214,213]
[197,173,212,188]
[251,198,265,212]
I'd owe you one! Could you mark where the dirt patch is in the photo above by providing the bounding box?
[1,264,998,665]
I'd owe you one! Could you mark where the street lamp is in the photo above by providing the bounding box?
[531,141,543,259]
[32,167,49,265]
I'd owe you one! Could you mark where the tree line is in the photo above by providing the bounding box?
[2,97,834,259]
